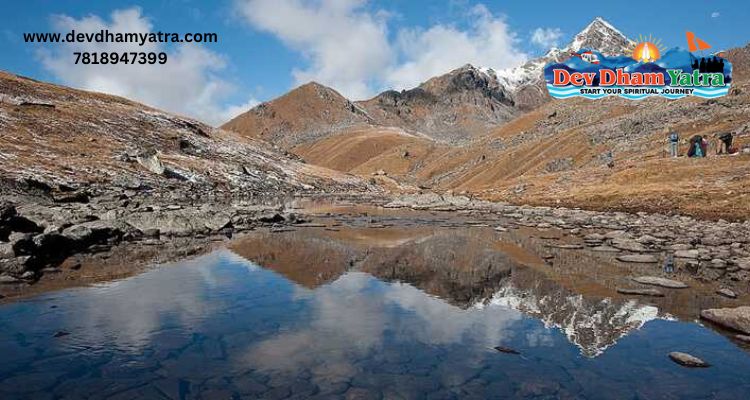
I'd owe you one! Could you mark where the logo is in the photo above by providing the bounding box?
[545,32,732,100]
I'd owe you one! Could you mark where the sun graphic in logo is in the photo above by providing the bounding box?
[628,34,668,63]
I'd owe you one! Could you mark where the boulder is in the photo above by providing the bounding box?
[0,202,17,221]
[700,306,750,334]
[668,352,710,368]
[0,243,13,259]
[631,276,688,289]
[136,152,165,175]
[204,212,232,232]
[62,225,94,244]
[62,220,126,248]
[9,233,35,256]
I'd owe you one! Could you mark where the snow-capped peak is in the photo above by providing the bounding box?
[480,17,635,94]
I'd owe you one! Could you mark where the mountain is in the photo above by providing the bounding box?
[493,17,635,110]
[0,71,369,199]
[355,64,517,144]
[221,17,634,147]
[222,82,373,149]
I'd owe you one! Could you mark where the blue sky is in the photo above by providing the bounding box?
[1,0,747,125]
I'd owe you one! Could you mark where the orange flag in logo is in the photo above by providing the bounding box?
[686,32,711,52]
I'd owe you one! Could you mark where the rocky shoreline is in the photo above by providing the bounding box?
[3,190,749,289]
[384,193,750,287]
[0,186,380,287]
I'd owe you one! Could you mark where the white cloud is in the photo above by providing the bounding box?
[711,11,720,18]
[385,5,527,91]
[218,97,260,122]
[236,0,393,100]
[531,27,563,48]
[38,7,251,126]
[236,1,528,98]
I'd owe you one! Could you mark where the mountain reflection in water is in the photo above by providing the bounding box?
[1,227,749,399]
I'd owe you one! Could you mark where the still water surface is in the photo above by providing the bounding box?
[1,229,750,399]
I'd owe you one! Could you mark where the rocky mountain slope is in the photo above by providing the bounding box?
[222,82,373,149]
[223,64,518,146]
[0,71,370,201]
[355,64,517,143]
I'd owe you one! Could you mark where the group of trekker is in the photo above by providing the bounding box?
[667,131,736,158]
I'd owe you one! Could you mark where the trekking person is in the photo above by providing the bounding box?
[668,131,679,157]
[688,135,703,157]
[718,132,733,154]
[701,135,709,157]
[605,151,615,168]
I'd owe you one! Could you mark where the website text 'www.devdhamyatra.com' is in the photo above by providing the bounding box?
[23,29,218,65]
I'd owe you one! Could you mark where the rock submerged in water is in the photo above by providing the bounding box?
[700,306,750,335]
[668,352,710,368]
[493,345,520,355]
[631,276,688,289]
[617,254,658,263]
[617,287,664,297]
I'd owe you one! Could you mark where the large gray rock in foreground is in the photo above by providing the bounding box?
[123,209,233,236]
[668,352,710,368]
[631,276,688,289]
[700,306,750,334]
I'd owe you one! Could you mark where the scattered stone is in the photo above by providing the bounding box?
[736,334,750,343]
[494,226,507,232]
[636,235,658,244]
[617,287,664,297]
[584,233,605,241]
[631,276,688,289]
[668,352,710,368]
[674,249,700,259]
[700,306,750,334]
[611,239,649,252]
[617,254,659,263]
[142,228,160,238]
[493,346,520,355]
[716,288,737,299]
[591,245,621,253]
[545,244,583,249]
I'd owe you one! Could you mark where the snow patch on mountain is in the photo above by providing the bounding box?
[477,17,636,94]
